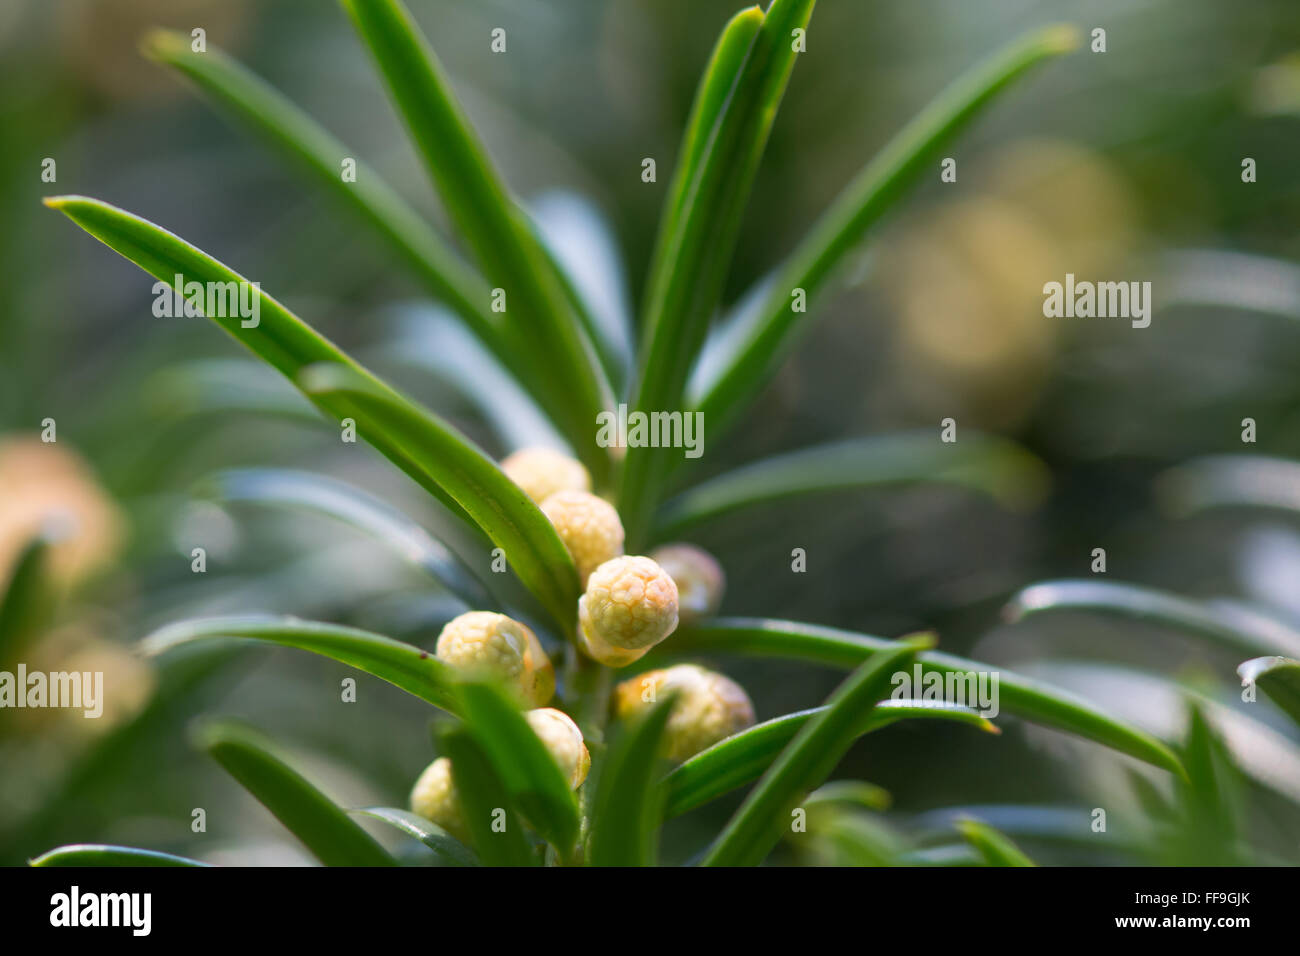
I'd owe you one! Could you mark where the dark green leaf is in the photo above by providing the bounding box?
[454,681,580,853]
[664,699,996,818]
[587,694,677,866]
[141,615,458,712]
[693,24,1079,428]
[668,618,1185,776]
[195,719,396,866]
[44,196,581,628]
[202,467,492,607]
[437,725,538,866]
[621,0,815,546]
[702,641,923,866]
[341,0,612,483]
[1007,578,1298,657]
[655,431,1047,539]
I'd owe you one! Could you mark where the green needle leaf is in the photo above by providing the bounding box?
[692,24,1080,428]
[341,0,612,483]
[30,844,211,867]
[0,534,53,664]
[43,196,579,628]
[956,819,1037,867]
[352,807,479,866]
[1007,579,1300,658]
[654,431,1047,539]
[621,0,815,546]
[587,694,678,866]
[140,31,499,348]
[664,699,997,819]
[437,725,538,866]
[701,640,924,866]
[1239,656,1300,726]
[140,615,459,712]
[669,618,1185,776]
[453,681,581,853]
[202,467,493,608]
[195,719,397,866]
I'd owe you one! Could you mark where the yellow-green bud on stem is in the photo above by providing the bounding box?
[501,447,591,504]
[613,664,755,762]
[409,757,468,842]
[410,709,589,841]
[540,490,624,586]
[578,555,678,668]
[649,543,725,623]
[525,707,591,788]
[435,611,554,706]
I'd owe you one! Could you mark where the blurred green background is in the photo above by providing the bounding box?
[3,0,1300,865]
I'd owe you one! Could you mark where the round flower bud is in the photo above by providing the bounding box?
[649,543,725,623]
[409,757,468,842]
[613,664,755,762]
[539,490,624,586]
[577,555,678,667]
[435,611,552,705]
[525,707,590,788]
[501,447,590,504]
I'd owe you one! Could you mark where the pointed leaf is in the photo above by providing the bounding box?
[665,699,996,818]
[202,467,492,607]
[437,725,538,866]
[196,719,397,866]
[655,431,1047,538]
[43,195,579,626]
[702,641,924,866]
[693,24,1079,426]
[140,615,459,712]
[1007,579,1300,657]
[621,0,816,546]
[587,694,677,866]
[454,681,580,853]
[669,618,1185,775]
[341,0,611,483]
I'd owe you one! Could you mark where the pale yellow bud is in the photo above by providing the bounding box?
[501,447,590,504]
[539,490,624,586]
[649,543,725,623]
[525,707,590,788]
[435,611,552,705]
[613,664,755,762]
[409,757,469,842]
[577,555,678,668]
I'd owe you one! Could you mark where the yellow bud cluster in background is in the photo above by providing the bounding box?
[649,543,725,623]
[614,664,755,762]
[434,611,554,706]
[410,707,589,842]
[500,446,591,504]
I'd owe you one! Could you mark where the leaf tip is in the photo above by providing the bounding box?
[1040,23,1082,55]
[139,28,186,62]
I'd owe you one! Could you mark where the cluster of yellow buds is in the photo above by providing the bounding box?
[435,611,554,706]
[613,664,755,762]
[410,708,589,841]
